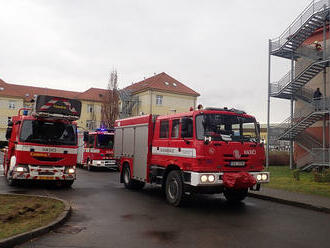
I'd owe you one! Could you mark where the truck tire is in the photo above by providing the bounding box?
[223,188,248,203]
[87,160,93,171]
[63,180,74,188]
[165,170,185,207]
[6,171,17,186]
[122,165,145,190]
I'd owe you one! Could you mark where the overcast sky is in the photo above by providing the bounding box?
[0,0,311,123]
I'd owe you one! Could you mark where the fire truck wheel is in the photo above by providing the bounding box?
[6,172,17,186]
[63,181,74,188]
[123,165,145,190]
[223,188,248,203]
[165,170,185,207]
[87,160,93,171]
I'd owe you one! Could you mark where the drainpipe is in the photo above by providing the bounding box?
[266,39,271,169]
[290,57,294,169]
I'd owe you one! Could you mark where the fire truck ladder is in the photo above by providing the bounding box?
[270,0,330,59]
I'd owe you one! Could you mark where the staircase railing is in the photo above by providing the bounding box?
[296,131,322,151]
[271,97,330,140]
[296,152,313,168]
[270,59,327,95]
[295,86,314,103]
[270,0,330,52]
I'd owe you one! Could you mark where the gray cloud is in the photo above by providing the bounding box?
[0,0,310,123]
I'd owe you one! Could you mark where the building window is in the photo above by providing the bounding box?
[87,104,94,113]
[8,101,16,109]
[159,120,169,138]
[86,120,95,130]
[156,95,163,105]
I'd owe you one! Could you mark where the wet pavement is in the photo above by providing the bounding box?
[0,166,328,248]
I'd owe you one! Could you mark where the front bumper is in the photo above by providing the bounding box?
[92,160,118,168]
[185,171,270,187]
[12,165,76,181]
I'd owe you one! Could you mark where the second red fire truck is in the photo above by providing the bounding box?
[114,107,269,206]
[82,129,118,171]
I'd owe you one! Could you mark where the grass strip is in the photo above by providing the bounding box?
[265,166,330,198]
[0,194,64,240]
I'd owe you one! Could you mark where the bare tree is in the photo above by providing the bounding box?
[101,70,119,128]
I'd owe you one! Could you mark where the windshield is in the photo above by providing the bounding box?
[196,114,259,142]
[20,120,77,146]
[96,134,114,149]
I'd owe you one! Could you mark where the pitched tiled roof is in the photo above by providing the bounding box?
[0,79,112,103]
[75,88,109,102]
[124,72,200,96]
[0,79,79,101]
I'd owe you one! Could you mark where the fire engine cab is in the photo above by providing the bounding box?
[114,107,269,206]
[82,128,118,171]
[3,95,81,187]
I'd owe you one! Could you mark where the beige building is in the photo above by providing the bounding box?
[0,72,199,141]
[124,72,200,116]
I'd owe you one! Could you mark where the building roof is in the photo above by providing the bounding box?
[124,72,200,97]
[0,79,79,101]
[75,88,108,102]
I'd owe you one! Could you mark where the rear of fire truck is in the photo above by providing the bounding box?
[115,107,269,207]
[82,129,118,171]
[3,95,81,187]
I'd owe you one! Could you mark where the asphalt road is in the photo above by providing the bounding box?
[0,164,329,247]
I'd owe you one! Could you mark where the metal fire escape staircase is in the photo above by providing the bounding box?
[270,0,330,59]
[119,89,139,119]
[269,0,329,142]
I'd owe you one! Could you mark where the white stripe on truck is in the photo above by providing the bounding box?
[152,146,196,158]
[16,144,77,154]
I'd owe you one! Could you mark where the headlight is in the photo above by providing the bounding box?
[97,161,102,165]
[65,167,75,174]
[14,165,29,172]
[261,174,268,181]
[200,175,208,183]
[208,175,215,183]
[257,174,262,181]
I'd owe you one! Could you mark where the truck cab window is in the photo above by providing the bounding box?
[160,120,169,138]
[171,119,180,138]
[89,135,95,148]
[181,117,193,138]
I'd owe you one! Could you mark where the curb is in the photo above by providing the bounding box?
[0,194,72,248]
[248,192,330,214]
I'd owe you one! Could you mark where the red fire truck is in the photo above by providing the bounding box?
[3,95,81,187]
[114,107,269,206]
[82,128,118,171]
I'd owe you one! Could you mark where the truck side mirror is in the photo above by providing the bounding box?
[83,131,89,142]
[5,127,12,140]
[257,123,260,134]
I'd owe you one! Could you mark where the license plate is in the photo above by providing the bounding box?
[38,176,55,180]
[230,161,245,166]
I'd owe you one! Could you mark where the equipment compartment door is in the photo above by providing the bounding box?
[133,124,149,181]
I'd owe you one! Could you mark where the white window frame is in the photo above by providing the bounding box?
[8,100,16,109]
[87,104,94,113]
[156,95,163,105]
[86,120,95,130]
